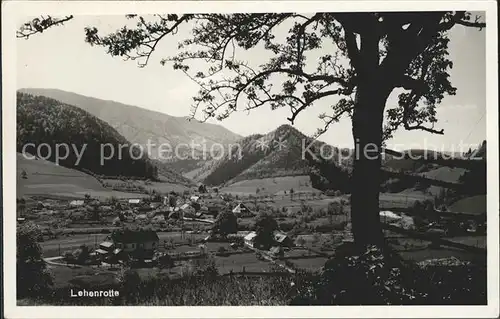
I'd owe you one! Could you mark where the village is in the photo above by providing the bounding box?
[16,177,486,290]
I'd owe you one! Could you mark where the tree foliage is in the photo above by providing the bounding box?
[78,12,484,137]
[17,222,53,298]
[254,213,279,249]
[212,210,238,236]
[17,15,74,39]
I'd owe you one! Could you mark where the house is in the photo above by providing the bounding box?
[167,206,181,219]
[380,211,414,230]
[95,241,114,259]
[101,205,113,212]
[69,200,84,207]
[122,211,136,222]
[379,210,402,222]
[128,199,142,205]
[274,232,293,247]
[150,202,161,209]
[110,229,160,259]
[269,246,284,258]
[244,231,257,248]
[135,214,148,221]
[198,184,207,193]
[205,205,221,218]
[180,203,196,217]
[151,214,165,223]
[232,203,253,217]
[190,195,200,203]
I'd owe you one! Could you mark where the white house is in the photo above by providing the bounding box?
[95,241,114,258]
[135,214,148,221]
[244,231,257,248]
[128,199,142,205]
[274,232,293,247]
[69,200,84,207]
[150,202,161,209]
[380,210,400,219]
[380,211,414,230]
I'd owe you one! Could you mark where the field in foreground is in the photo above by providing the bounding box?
[19,254,487,306]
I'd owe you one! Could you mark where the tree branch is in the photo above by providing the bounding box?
[17,15,74,39]
[404,122,444,134]
[85,14,192,68]
[439,11,486,31]
[287,89,342,124]
[314,98,354,138]
[396,75,427,92]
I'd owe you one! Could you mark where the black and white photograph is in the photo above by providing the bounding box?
[2,1,498,317]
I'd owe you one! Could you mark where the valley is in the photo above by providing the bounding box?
[16,89,488,306]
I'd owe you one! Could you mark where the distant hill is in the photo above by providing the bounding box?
[18,88,242,162]
[17,92,191,186]
[195,124,351,192]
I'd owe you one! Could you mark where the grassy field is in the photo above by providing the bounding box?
[240,195,349,215]
[449,195,486,215]
[221,175,321,195]
[287,257,329,271]
[47,264,117,289]
[379,192,432,209]
[448,236,486,249]
[17,153,103,197]
[17,154,152,199]
[101,178,190,195]
[420,167,468,183]
[400,246,483,262]
[215,252,274,273]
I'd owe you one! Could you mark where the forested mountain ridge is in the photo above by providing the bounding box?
[198,124,352,191]
[18,88,242,161]
[17,92,157,179]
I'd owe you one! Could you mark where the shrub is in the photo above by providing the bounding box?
[332,221,348,231]
[117,268,141,303]
[216,246,228,256]
[17,223,53,298]
[290,245,422,305]
[63,251,75,263]
[158,254,175,269]
[327,202,340,215]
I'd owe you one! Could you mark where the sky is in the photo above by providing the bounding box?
[17,14,486,153]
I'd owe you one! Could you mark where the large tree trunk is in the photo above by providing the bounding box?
[349,27,394,248]
[350,81,390,248]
